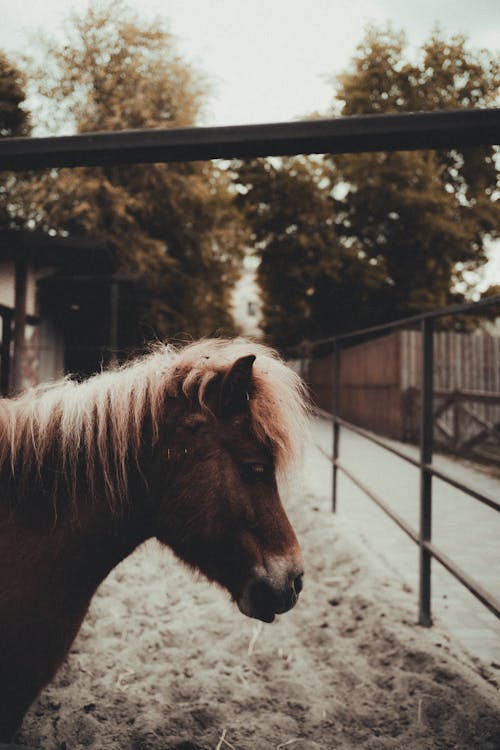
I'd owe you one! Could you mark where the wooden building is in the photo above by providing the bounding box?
[0,230,142,394]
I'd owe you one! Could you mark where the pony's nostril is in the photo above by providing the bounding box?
[293,573,304,596]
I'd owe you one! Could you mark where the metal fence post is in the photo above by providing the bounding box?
[332,341,341,513]
[419,318,434,626]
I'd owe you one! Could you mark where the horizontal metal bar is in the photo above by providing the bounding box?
[336,459,420,543]
[314,442,333,463]
[336,417,500,511]
[335,415,421,468]
[424,541,500,619]
[310,293,500,348]
[312,406,335,421]
[0,109,499,172]
[330,415,500,512]
[338,457,500,619]
[426,464,500,513]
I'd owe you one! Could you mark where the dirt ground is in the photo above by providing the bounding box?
[17,473,500,750]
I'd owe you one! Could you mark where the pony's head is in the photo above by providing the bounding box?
[0,337,308,622]
[153,339,308,623]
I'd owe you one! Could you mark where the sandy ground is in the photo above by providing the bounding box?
[17,437,500,750]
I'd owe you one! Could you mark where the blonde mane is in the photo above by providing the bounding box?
[0,338,309,514]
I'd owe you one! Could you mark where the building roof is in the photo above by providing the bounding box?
[0,229,114,273]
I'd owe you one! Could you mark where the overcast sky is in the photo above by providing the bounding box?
[1,0,499,283]
[2,0,499,126]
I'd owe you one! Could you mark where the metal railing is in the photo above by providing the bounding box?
[315,295,500,626]
[1,108,500,170]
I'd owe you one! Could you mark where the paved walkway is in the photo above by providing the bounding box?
[307,416,500,666]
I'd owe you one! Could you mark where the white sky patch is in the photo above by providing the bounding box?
[3,0,499,126]
[481,240,500,290]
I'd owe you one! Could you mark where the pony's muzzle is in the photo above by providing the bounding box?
[238,560,304,623]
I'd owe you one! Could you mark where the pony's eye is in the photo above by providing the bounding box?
[241,463,271,483]
[251,464,266,475]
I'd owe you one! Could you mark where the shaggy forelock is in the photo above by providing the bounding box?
[164,339,309,477]
[0,339,309,513]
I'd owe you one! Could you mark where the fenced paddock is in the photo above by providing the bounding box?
[1,109,500,748]
[0,109,500,624]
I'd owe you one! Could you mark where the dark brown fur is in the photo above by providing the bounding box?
[0,342,306,740]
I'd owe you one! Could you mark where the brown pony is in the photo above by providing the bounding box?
[0,338,308,740]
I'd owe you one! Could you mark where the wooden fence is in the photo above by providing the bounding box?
[297,328,500,465]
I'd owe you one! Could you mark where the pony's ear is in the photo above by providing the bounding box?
[219,354,256,415]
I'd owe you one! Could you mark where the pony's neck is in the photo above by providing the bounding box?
[51,408,180,600]
[56,498,156,599]
[50,395,194,588]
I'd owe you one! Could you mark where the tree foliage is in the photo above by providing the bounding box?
[0,51,29,138]
[21,0,243,339]
[234,157,388,349]
[0,51,30,228]
[32,0,203,134]
[239,27,500,350]
[329,26,500,316]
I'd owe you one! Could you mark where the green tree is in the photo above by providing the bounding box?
[22,0,243,338]
[328,26,500,317]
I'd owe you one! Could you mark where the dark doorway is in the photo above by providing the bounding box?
[38,275,141,380]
